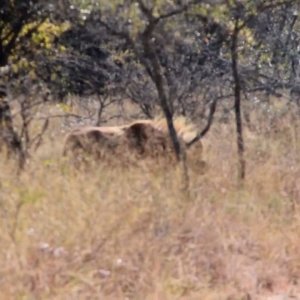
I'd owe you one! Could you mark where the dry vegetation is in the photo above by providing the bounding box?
[0,100,300,300]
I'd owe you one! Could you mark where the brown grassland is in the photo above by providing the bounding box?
[0,99,300,300]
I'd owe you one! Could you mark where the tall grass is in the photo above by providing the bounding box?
[0,104,299,300]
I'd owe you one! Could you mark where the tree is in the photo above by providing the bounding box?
[0,0,73,167]
[0,70,24,169]
[36,10,120,100]
[225,0,298,183]
[1,0,299,179]
[88,1,225,159]
[0,1,52,67]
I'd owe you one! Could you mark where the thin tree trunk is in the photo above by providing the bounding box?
[231,20,246,183]
[144,42,190,192]
[140,26,190,193]
[0,96,25,170]
[141,32,183,162]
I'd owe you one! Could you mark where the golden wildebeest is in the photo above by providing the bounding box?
[62,117,204,169]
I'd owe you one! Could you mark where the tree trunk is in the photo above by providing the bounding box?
[0,95,25,170]
[231,20,246,183]
[140,26,190,193]
[141,33,183,162]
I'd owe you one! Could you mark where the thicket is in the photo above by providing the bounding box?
[0,0,299,180]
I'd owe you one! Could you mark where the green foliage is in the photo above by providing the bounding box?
[30,20,70,50]
[7,19,70,79]
[0,0,298,101]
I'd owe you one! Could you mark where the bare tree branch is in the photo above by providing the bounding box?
[187,96,218,147]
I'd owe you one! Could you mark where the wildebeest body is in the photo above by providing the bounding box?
[63,118,204,169]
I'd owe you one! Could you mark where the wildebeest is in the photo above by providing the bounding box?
[63,117,204,170]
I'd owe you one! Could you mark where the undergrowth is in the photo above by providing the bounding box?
[0,106,299,300]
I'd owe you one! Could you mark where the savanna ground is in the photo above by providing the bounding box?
[0,98,300,300]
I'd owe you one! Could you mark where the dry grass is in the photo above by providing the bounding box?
[0,104,300,300]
